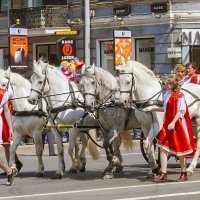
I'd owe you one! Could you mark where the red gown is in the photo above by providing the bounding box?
[189,74,200,84]
[157,92,195,156]
[0,88,11,144]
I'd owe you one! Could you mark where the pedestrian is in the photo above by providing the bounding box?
[0,88,16,185]
[175,64,187,85]
[42,132,56,156]
[144,75,195,183]
[185,62,200,84]
[0,88,23,176]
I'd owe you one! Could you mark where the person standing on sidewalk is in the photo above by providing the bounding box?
[144,76,195,183]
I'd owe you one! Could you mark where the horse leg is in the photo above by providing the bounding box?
[51,128,65,179]
[187,118,200,176]
[68,128,79,173]
[112,136,123,173]
[78,132,87,173]
[9,132,21,173]
[32,132,44,177]
[143,132,159,178]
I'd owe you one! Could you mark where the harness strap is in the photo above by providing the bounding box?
[12,110,47,117]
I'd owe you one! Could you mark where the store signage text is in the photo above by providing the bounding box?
[139,47,154,53]
[168,47,182,58]
[182,29,200,45]
[151,3,169,13]
[56,38,76,61]
[113,6,130,16]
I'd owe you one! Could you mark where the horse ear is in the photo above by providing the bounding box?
[6,67,11,78]
[81,64,86,74]
[33,60,37,72]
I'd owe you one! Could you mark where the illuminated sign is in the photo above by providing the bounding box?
[151,3,169,13]
[114,30,132,70]
[113,6,130,16]
[56,37,76,61]
[10,36,28,68]
[55,30,78,35]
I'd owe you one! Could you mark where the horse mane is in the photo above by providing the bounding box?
[47,63,68,83]
[11,72,31,90]
[127,61,157,80]
[94,67,119,91]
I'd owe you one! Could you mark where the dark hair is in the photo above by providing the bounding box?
[165,75,181,93]
[186,62,198,71]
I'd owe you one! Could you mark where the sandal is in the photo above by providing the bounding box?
[6,169,15,186]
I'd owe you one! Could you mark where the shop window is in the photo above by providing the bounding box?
[36,44,60,66]
[100,40,116,76]
[0,0,7,12]
[0,48,9,69]
[190,46,200,68]
[135,38,155,70]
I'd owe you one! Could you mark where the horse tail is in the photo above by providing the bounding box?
[121,130,135,152]
[87,129,100,160]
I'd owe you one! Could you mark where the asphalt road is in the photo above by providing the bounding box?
[1,141,200,200]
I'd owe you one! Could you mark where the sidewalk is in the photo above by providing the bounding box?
[0,143,68,157]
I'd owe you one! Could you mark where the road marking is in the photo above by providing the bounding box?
[1,180,200,199]
[114,191,200,200]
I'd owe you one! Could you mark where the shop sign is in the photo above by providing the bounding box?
[10,27,27,36]
[113,6,130,16]
[168,47,182,58]
[151,3,169,13]
[56,37,76,61]
[9,36,28,68]
[182,29,200,45]
[114,30,132,70]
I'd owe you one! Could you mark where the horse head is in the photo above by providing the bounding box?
[118,61,136,106]
[80,63,97,112]
[28,59,50,105]
[0,68,15,97]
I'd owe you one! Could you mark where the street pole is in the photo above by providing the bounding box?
[7,0,11,68]
[84,0,90,67]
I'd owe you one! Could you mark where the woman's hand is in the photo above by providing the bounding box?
[168,122,175,130]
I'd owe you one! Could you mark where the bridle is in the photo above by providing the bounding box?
[119,71,164,108]
[119,72,136,99]
[81,72,118,107]
[30,70,49,99]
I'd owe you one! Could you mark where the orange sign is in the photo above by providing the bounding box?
[114,38,132,70]
[56,37,76,61]
[62,43,73,56]
[10,36,28,67]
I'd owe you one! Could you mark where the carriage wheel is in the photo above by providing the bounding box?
[140,139,160,165]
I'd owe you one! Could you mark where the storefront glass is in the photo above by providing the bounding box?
[135,38,155,70]
[36,44,60,66]
[190,46,200,67]
[100,40,116,76]
[0,48,9,69]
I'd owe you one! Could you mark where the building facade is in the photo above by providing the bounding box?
[0,0,200,77]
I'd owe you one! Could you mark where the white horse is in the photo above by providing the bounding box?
[119,60,200,176]
[0,68,51,177]
[80,64,142,179]
[28,59,99,174]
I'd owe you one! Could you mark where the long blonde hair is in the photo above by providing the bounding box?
[165,75,181,93]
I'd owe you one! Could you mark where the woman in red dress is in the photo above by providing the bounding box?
[145,76,195,182]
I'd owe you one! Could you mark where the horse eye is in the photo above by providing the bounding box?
[91,81,95,85]
[38,81,43,84]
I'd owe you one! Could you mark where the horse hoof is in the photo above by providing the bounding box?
[146,173,155,179]
[79,166,86,173]
[52,173,63,179]
[115,166,123,173]
[35,172,44,177]
[152,167,160,175]
[103,173,114,180]
[68,168,77,174]
[186,168,193,176]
